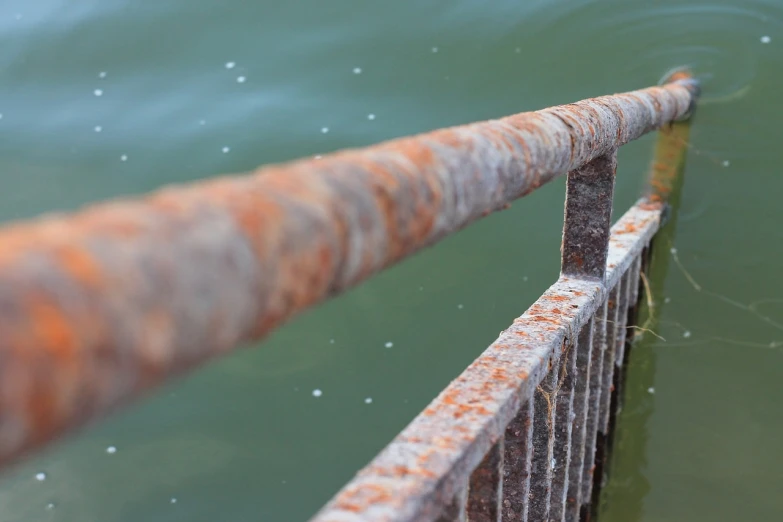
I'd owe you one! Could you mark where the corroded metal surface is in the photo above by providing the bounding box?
[310,198,663,522]
[561,153,617,281]
[550,333,578,522]
[565,320,594,521]
[580,301,608,505]
[467,439,504,521]
[0,78,697,469]
[502,399,533,522]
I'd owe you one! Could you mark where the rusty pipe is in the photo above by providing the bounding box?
[0,76,698,470]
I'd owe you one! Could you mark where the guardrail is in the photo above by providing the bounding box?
[0,71,698,521]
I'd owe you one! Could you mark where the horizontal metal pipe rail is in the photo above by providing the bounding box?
[0,73,698,496]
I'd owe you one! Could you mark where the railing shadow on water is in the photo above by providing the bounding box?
[0,71,698,521]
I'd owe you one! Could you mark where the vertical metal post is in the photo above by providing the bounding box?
[468,439,505,521]
[528,365,560,520]
[565,319,595,521]
[561,153,618,282]
[437,480,469,522]
[503,399,534,522]
[550,336,578,522]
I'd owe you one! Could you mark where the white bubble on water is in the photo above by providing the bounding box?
[514,47,521,54]
[761,35,771,44]
[329,338,335,344]
[35,472,47,482]
[94,89,103,97]
[199,119,206,126]
[683,330,691,338]
[46,502,56,510]
[457,304,464,310]
[664,297,671,304]
[94,125,102,133]
[648,387,655,394]
[523,276,529,282]
[367,113,376,120]
[106,445,117,454]
[384,341,393,348]
[670,247,677,254]
[99,71,107,79]
[170,497,177,504]
[225,61,236,69]
[312,389,323,397]
[353,67,362,74]
[431,46,439,53]
[237,76,246,83]
[722,160,730,167]
[321,127,330,134]
[222,146,230,153]
[120,154,128,162]
[364,397,373,404]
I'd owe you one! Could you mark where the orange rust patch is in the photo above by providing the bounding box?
[30,300,77,358]
[55,246,103,288]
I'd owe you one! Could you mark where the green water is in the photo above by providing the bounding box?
[1,0,782,520]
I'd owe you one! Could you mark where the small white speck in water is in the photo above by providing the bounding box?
[0,114,3,120]
[457,304,464,310]
[315,155,323,159]
[94,89,103,97]
[237,75,246,83]
[321,127,330,134]
[648,387,655,394]
[225,61,236,69]
[120,154,128,162]
[329,338,335,344]
[222,146,230,153]
[523,276,529,282]
[664,297,671,304]
[384,341,394,348]
[670,247,677,254]
[35,472,47,482]
[99,71,107,79]
[367,113,376,120]
[365,397,373,404]
[94,125,102,133]
[514,47,521,53]
[199,119,206,126]
[312,389,323,397]
[106,445,117,454]
[761,35,771,44]
[722,160,730,167]
[170,497,177,504]
[431,46,439,53]
[46,502,55,510]
[419,286,424,291]
[353,67,362,74]
[683,330,691,339]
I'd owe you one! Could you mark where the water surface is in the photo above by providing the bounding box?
[1,0,781,520]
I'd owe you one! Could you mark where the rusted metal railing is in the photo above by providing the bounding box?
[0,71,698,520]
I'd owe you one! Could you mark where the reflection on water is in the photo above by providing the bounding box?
[1,0,782,520]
